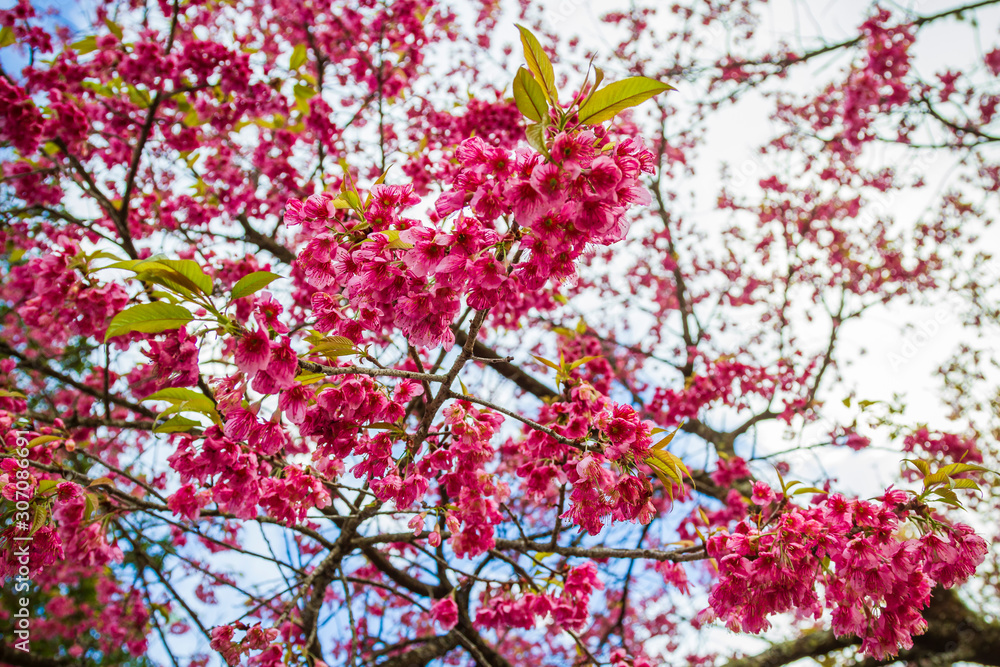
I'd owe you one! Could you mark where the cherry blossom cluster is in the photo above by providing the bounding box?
[476,561,604,631]
[706,488,987,658]
[129,329,201,395]
[210,622,288,667]
[409,400,508,557]
[780,8,914,159]
[503,381,658,536]
[649,353,816,427]
[403,96,524,195]
[0,464,119,578]
[2,244,129,349]
[903,427,982,464]
[0,453,149,656]
[286,128,656,348]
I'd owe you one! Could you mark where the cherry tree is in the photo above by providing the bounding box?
[1,0,999,666]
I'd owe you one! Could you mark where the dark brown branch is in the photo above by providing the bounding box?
[451,328,559,400]
[0,340,156,419]
[373,632,461,667]
[720,587,1000,667]
[237,213,296,264]
[730,0,1000,70]
[0,644,79,667]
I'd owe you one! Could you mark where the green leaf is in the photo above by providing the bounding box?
[289,44,308,70]
[793,486,829,496]
[110,258,212,295]
[345,192,363,213]
[531,355,562,372]
[231,271,282,302]
[646,448,690,500]
[143,388,207,403]
[513,67,548,123]
[153,415,202,434]
[948,478,982,492]
[938,462,990,477]
[577,65,606,111]
[306,334,357,359]
[87,250,125,263]
[567,355,601,371]
[309,342,357,359]
[127,85,151,108]
[71,35,98,54]
[524,123,549,158]
[30,505,48,536]
[363,422,396,431]
[577,76,674,125]
[0,26,15,49]
[37,480,59,494]
[83,492,98,520]
[160,398,218,419]
[0,389,26,399]
[905,459,931,478]
[295,371,326,385]
[154,259,213,295]
[105,303,193,341]
[651,425,681,451]
[930,488,962,507]
[27,435,61,448]
[293,83,316,100]
[516,25,556,102]
[133,267,203,297]
[104,18,123,40]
